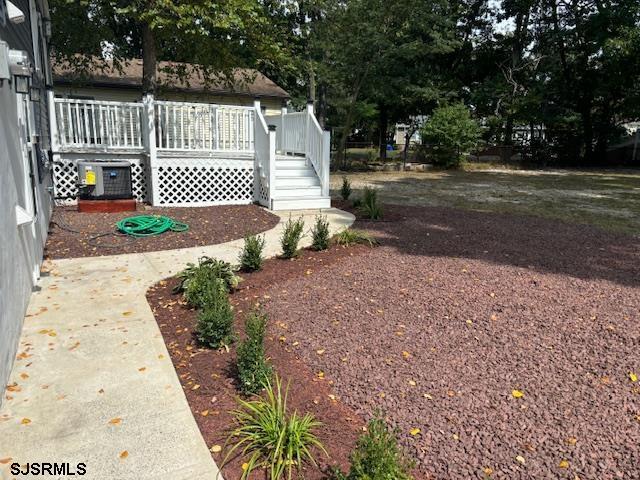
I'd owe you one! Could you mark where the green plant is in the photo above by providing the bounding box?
[225,375,326,480]
[280,216,305,259]
[359,187,383,220]
[194,279,235,349]
[311,215,331,251]
[333,229,378,247]
[421,103,482,168]
[341,176,352,201]
[334,413,414,480]
[236,310,272,395]
[174,257,240,296]
[239,234,266,272]
[351,197,362,209]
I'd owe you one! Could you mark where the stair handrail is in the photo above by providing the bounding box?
[305,102,330,197]
[253,101,276,207]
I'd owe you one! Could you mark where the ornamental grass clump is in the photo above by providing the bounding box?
[333,228,378,247]
[334,412,414,480]
[236,310,272,395]
[224,375,326,480]
[311,215,330,251]
[194,279,235,349]
[280,216,305,259]
[239,234,266,272]
[359,187,383,220]
[341,176,352,201]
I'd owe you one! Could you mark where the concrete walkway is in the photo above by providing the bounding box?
[0,208,354,480]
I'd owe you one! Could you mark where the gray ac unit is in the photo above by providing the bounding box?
[77,160,133,200]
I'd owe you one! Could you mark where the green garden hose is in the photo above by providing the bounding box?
[116,215,189,237]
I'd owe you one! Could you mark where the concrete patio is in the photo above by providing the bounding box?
[0,208,354,480]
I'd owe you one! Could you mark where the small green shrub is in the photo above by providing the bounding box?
[334,413,414,480]
[311,215,330,251]
[359,187,383,220]
[351,197,362,209]
[194,280,235,349]
[341,176,352,201]
[236,310,272,395]
[280,216,305,259]
[174,256,240,296]
[333,229,378,247]
[239,234,266,272]
[224,375,326,480]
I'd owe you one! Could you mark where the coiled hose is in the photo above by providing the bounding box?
[116,215,189,237]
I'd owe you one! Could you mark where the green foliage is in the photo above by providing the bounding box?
[311,215,331,251]
[194,280,235,349]
[225,375,326,480]
[359,187,383,220]
[422,103,482,168]
[333,229,378,247]
[280,216,305,259]
[341,176,353,201]
[239,234,266,272]
[334,413,414,480]
[175,257,240,307]
[236,310,272,395]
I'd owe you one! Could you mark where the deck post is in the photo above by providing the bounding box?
[305,100,314,165]
[322,129,331,197]
[143,94,160,205]
[47,89,59,151]
[268,124,277,209]
[253,99,262,203]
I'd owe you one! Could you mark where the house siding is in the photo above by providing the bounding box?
[0,0,53,405]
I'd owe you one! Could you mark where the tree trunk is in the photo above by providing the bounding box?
[579,99,594,164]
[142,21,157,94]
[378,106,388,161]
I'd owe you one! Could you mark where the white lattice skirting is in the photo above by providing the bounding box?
[154,157,254,207]
[52,156,149,204]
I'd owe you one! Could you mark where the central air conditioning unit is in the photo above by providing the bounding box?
[77,160,133,200]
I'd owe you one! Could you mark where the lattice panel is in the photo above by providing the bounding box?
[53,158,148,204]
[156,158,254,206]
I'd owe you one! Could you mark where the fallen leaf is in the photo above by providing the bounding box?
[328,394,336,402]
[0,458,12,464]
[201,410,209,416]
[192,384,200,390]
[210,445,222,453]
[512,389,524,399]
[567,437,577,446]
[21,418,31,425]
[402,351,411,359]
[316,349,325,355]
[138,367,146,372]
[119,451,128,459]
[483,467,493,475]
[241,463,249,471]
[317,371,325,379]
[6,383,21,392]
[423,393,433,400]
[630,372,638,383]
[122,311,133,317]
[515,455,526,465]
[108,417,122,425]
[558,460,569,469]
[409,428,421,436]
[408,380,417,386]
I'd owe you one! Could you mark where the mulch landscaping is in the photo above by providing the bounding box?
[148,202,640,479]
[45,204,279,259]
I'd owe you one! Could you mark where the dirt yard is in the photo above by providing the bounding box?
[331,169,640,235]
[46,204,279,259]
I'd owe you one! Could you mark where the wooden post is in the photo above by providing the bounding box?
[322,129,331,197]
[268,124,277,210]
[143,93,160,205]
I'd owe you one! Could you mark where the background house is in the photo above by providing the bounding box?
[0,0,53,405]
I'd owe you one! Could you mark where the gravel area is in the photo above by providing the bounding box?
[263,205,640,479]
[46,204,279,259]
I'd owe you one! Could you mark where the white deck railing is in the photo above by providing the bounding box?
[54,98,144,149]
[155,101,254,152]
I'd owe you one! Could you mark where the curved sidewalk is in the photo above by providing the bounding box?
[0,208,354,480]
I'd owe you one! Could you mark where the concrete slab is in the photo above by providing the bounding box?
[0,207,354,480]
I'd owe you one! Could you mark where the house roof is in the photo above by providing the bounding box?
[52,58,290,100]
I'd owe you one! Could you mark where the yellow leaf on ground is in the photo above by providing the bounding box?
[241,463,249,471]
[317,371,325,379]
[558,460,569,468]
[409,428,421,436]
[191,384,200,390]
[210,445,222,453]
[512,390,524,398]
[515,455,526,465]
[567,437,577,446]
[483,467,493,475]
[122,311,133,317]
[108,418,122,425]
[20,418,31,425]
[408,380,417,386]
[630,372,638,383]
[402,351,411,359]
[316,349,325,355]
[201,410,209,416]
[119,451,128,459]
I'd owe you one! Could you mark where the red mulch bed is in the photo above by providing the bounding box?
[148,202,640,479]
[45,204,279,259]
[146,245,375,480]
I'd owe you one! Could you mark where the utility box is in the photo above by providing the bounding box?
[77,161,133,200]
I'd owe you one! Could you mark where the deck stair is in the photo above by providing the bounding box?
[270,154,330,210]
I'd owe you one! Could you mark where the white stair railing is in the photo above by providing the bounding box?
[253,101,276,207]
[53,98,144,150]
